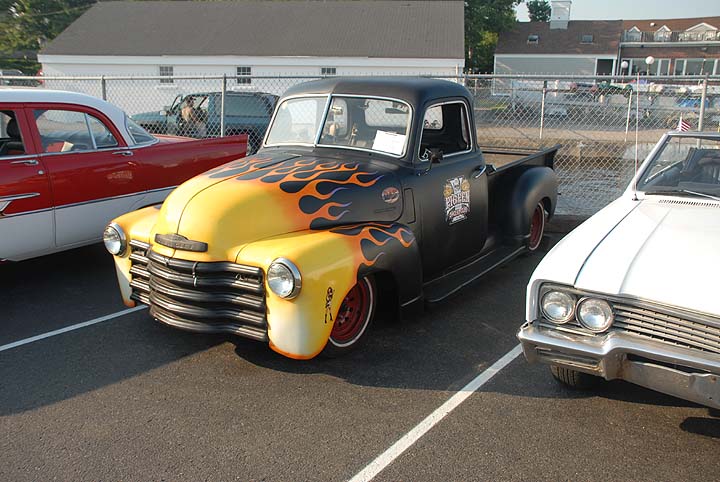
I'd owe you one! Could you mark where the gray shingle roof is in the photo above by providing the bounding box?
[41,1,464,59]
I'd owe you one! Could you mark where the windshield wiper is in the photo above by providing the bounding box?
[644,188,720,202]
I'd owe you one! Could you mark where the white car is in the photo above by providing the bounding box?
[518,131,720,408]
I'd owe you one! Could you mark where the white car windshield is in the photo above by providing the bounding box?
[265,96,411,157]
[638,135,720,199]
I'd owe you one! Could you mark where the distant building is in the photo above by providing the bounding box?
[495,1,720,76]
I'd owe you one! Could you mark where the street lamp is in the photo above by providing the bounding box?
[645,56,655,75]
[620,60,629,76]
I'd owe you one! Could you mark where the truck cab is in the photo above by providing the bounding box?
[105,78,559,359]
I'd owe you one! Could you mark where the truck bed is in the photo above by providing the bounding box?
[482,145,558,172]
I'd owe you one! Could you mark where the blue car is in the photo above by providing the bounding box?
[132,91,278,153]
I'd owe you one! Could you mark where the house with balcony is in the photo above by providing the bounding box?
[620,17,720,76]
[495,1,720,77]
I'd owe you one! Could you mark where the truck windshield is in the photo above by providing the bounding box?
[637,135,720,198]
[265,95,411,157]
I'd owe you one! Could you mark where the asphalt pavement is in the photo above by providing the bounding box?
[1,236,718,481]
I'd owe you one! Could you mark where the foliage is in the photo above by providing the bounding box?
[2,0,522,75]
[465,0,519,73]
[526,0,551,22]
[0,0,96,72]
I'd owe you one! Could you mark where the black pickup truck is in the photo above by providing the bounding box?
[105,77,559,359]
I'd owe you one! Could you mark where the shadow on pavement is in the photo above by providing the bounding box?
[680,416,720,439]
[1,248,543,415]
[0,319,226,416]
[488,357,703,409]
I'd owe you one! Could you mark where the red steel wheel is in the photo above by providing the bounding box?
[323,276,376,357]
[528,202,546,252]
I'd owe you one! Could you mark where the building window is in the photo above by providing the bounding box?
[675,59,715,76]
[236,66,251,85]
[321,67,336,76]
[625,26,641,42]
[581,34,594,44]
[624,58,670,76]
[527,34,539,44]
[654,26,672,42]
[159,65,174,84]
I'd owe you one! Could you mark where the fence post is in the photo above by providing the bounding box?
[624,89,633,142]
[539,80,547,140]
[101,75,107,101]
[220,74,227,137]
[698,75,708,132]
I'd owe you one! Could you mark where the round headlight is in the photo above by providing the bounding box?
[103,223,126,255]
[267,258,301,299]
[540,290,575,323]
[577,298,614,332]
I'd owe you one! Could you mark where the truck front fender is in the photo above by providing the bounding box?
[507,166,558,242]
[237,222,419,359]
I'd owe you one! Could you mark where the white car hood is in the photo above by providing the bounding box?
[574,197,720,315]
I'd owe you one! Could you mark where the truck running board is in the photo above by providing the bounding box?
[423,245,526,303]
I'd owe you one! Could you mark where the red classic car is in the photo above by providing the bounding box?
[0,89,248,261]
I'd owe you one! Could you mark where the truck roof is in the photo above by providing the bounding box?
[282,77,472,107]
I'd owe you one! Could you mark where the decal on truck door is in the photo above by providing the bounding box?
[443,176,470,225]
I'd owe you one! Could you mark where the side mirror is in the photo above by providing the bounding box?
[430,148,443,163]
[161,106,171,116]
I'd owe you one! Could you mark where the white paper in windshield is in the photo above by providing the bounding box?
[372,130,406,155]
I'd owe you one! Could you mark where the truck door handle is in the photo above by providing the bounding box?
[10,159,38,166]
[471,166,487,179]
[113,150,134,157]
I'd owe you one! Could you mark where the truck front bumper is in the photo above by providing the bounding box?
[518,322,720,409]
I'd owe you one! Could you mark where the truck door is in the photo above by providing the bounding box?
[0,106,54,260]
[413,100,489,279]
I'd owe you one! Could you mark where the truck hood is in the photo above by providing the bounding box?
[152,152,403,259]
[535,196,720,316]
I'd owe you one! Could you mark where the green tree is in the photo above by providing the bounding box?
[465,0,520,73]
[0,0,97,71]
[526,0,551,22]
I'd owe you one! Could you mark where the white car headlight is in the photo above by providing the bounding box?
[577,298,614,332]
[267,258,301,299]
[540,290,575,323]
[103,223,126,256]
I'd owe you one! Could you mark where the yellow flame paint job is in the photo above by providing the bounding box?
[108,155,412,358]
[237,229,365,358]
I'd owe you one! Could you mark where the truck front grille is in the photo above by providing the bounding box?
[128,240,268,341]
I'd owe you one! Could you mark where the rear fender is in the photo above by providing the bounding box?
[237,222,418,359]
[508,166,558,241]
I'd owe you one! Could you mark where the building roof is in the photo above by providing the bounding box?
[496,21,623,55]
[40,1,464,59]
[623,17,720,32]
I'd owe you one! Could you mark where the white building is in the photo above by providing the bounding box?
[38,0,464,113]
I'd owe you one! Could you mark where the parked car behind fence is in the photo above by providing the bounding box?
[132,91,277,154]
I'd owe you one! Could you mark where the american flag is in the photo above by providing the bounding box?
[677,116,691,132]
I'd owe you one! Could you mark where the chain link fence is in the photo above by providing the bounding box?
[468,74,720,215]
[3,73,719,216]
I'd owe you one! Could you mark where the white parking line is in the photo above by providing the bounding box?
[0,305,147,353]
[349,344,523,482]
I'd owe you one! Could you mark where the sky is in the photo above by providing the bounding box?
[515,0,720,21]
